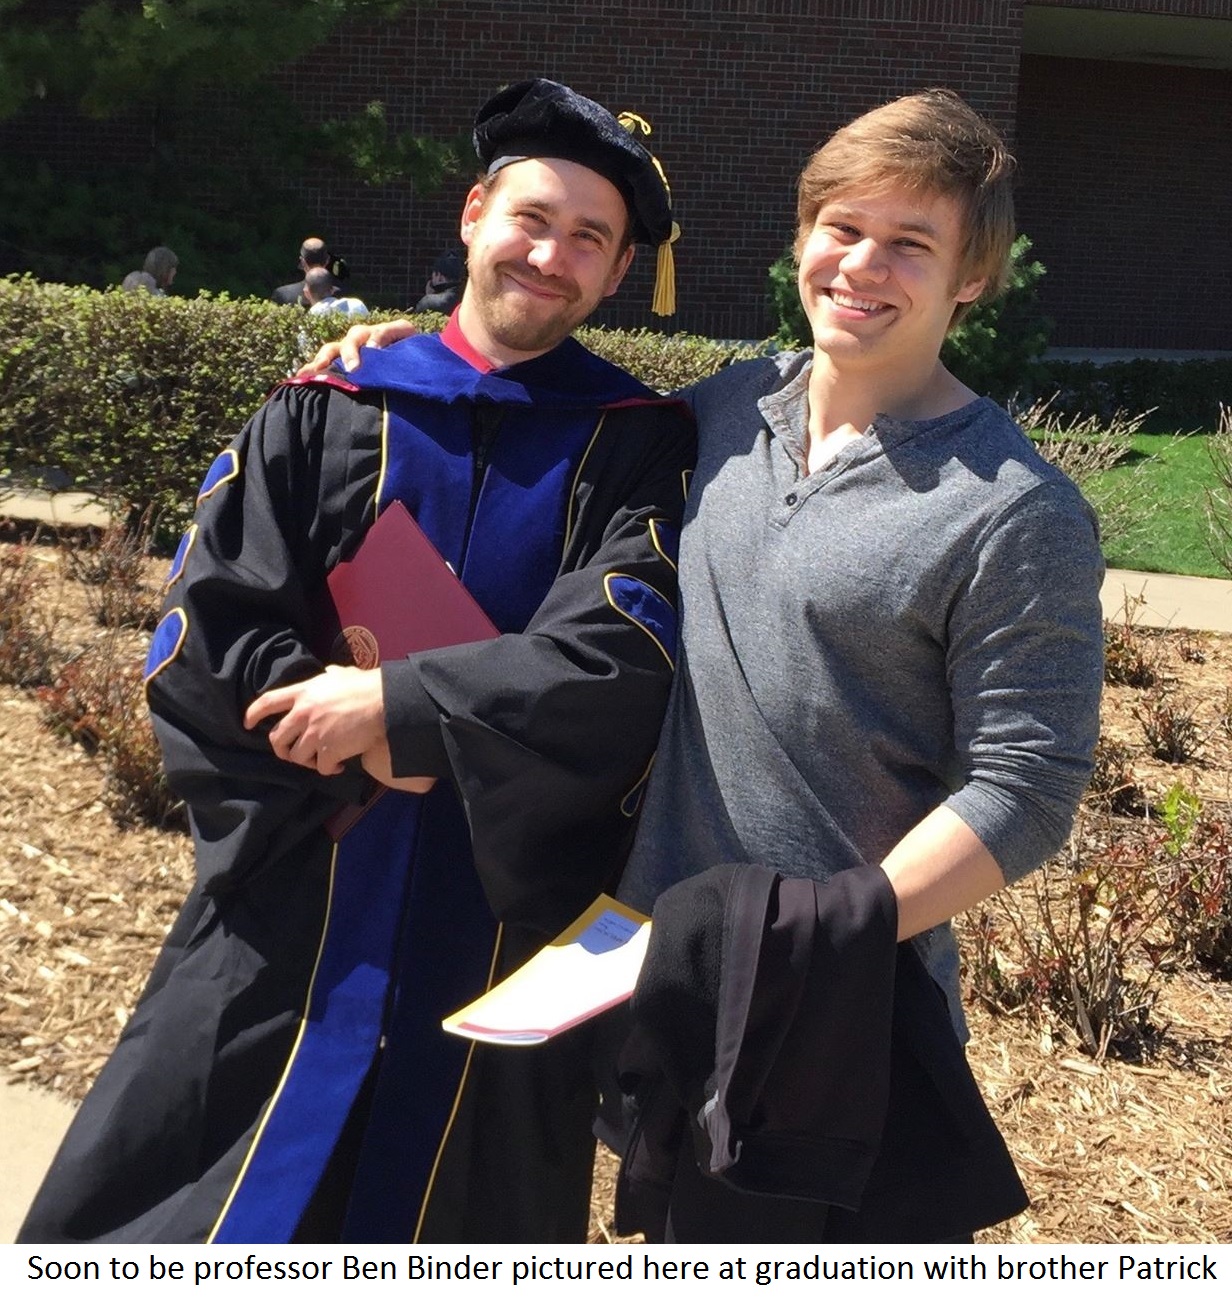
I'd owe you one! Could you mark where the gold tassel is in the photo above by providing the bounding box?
[618,112,679,315]
[617,111,652,137]
[652,223,679,316]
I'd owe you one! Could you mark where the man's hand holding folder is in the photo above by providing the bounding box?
[246,662,387,776]
[244,501,498,832]
[358,737,436,795]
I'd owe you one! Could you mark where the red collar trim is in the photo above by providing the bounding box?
[281,371,360,394]
[441,310,497,374]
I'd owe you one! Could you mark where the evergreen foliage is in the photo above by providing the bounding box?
[940,236,1052,402]
[0,3,462,297]
[0,1,411,119]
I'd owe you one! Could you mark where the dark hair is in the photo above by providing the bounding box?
[142,245,178,288]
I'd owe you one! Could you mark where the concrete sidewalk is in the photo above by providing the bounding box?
[0,1084,75,1241]
[1103,568,1232,634]
[0,485,113,530]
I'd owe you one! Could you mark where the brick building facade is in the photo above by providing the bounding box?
[5,1,1231,348]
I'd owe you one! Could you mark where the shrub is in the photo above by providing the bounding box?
[940,235,1052,403]
[577,326,762,393]
[0,276,420,538]
[0,278,766,539]
[0,538,57,687]
[1086,738,1143,816]
[960,811,1181,1059]
[37,641,182,828]
[1207,405,1232,579]
[59,514,160,631]
[1153,786,1232,978]
[766,246,807,349]
[1101,594,1161,689]
[1133,688,1205,764]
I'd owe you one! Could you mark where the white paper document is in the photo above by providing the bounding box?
[442,894,650,1045]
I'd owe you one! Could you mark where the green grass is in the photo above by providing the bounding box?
[1084,433,1227,579]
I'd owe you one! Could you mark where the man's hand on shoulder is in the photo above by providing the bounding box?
[295,318,420,377]
[244,664,386,776]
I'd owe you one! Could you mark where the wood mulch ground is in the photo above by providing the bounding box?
[1,532,1229,1244]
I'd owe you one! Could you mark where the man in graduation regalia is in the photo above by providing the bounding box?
[19,79,693,1245]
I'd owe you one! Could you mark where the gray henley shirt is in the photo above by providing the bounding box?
[620,351,1105,1033]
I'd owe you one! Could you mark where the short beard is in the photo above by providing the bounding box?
[468,261,592,354]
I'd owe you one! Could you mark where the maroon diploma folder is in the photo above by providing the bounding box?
[314,500,498,839]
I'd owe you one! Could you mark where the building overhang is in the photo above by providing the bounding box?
[1024,4,1232,70]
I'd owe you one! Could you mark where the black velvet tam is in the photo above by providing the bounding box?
[473,78,673,247]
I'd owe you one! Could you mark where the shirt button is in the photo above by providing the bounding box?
[785,492,798,506]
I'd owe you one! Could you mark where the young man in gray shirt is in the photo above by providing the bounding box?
[622,88,1102,1026]
[614,89,1103,1240]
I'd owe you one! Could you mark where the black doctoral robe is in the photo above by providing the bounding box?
[19,323,694,1245]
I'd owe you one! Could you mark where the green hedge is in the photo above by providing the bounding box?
[1,279,324,533]
[16,274,1221,547]
[0,277,759,537]
[1028,358,1232,434]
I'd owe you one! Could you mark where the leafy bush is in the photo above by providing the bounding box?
[1148,785,1232,977]
[940,235,1052,402]
[2,279,299,535]
[0,278,763,538]
[577,326,762,393]
[766,246,807,350]
[0,277,417,536]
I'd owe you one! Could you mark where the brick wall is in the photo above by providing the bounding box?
[1015,52,1232,349]
[14,2,1227,347]
[258,0,1026,338]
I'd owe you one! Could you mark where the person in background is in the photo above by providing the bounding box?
[272,236,340,308]
[120,270,158,294]
[303,266,369,318]
[142,245,178,294]
[414,247,465,314]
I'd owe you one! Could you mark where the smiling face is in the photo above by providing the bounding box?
[797,185,986,376]
[456,157,636,367]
